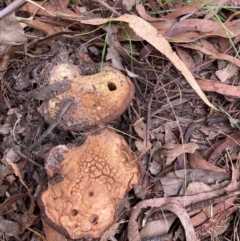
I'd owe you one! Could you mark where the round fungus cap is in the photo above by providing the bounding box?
[39,128,141,239]
[38,63,135,131]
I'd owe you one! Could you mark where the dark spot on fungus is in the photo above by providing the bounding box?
[71,209,78,216]
[89,191,94,196]
[107,82,117,91]
[91,214,99,225]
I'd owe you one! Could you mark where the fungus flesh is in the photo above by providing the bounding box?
[38,63,135,131]
[39,128,141,239]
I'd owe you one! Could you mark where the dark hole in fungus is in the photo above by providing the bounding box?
[89,191,94,196]
[107,82,117,91]
[91,214,99,225]
[71,209,78,216]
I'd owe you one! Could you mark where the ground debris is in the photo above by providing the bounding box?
[1,1,240,240]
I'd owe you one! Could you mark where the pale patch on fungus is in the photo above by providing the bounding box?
[38,63,135,131]
[39,128,141,239]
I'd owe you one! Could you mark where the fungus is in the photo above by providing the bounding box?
[38,63,135,131]
[39,128,141,239]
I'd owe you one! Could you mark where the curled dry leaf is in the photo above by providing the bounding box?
[178,40,240,68]
[133,119,152,153]
[0,14,27,45]
[160,176,183,196]
[0,218,20,237]
[215,63,239,82]
[42,220,67,241]
[20,19,68,35]
[38,63,135,131]
[196,79,240,99]
[140,216,176,239]
[163,19,240,42]
[175,46,195,72]
[185,181,229,196]
[166,142,198,165]
[39,128,141,239]
[175,169,229,184]
[208,132,240,163]
[188,151,226,173]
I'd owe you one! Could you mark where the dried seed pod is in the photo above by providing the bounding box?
[38,63,135,131]
[39,128,141,239]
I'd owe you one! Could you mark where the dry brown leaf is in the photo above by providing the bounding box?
[135,140,152,154]
[163,19,240,42]
[178,40,240,68]
[188,152,226,173]
[166,142,198,165]
[0,14,27,45]
[0,193,28,215]
[133,119,152,153]
[140,216,176,239]
[123,0,135,11]
[137,3,164,22]
[19,0,81,18]
[100,220,125,241]
[175,46,195,72]
[175,169,229,184]
[215,63,239,82]
[0,218,20,237]
[80,14,216,110]
[163,123,177,143]
[105,25,125,71]
[164,1,208,19]
[203,0,229,20]
[116,24,144,42]
[185,181,229,195]
[42,220,66,241]
[197,78,240,98]
[208,132,240,163]
[20,19,68,35]
[149,161,161,175]
[160,176,183,196]
[133,118,147,139]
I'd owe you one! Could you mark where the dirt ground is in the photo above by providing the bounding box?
[0,0,240,240]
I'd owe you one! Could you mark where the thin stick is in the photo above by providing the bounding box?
[28,99,73,152]
[0,0,26,18]
[12,145,42,167]
[92,0,120,16]
[146,93,153,147]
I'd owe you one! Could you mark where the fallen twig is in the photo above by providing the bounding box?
[28,98,73,152]
[92,0,120,16]
[0,0,26,18]
[12,145,42,167]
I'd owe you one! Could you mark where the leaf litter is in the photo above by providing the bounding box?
[1,0,240,241]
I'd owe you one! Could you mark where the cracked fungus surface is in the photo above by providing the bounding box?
[38,63,135,131]
[40,128,141,239]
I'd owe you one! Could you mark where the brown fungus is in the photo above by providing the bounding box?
[39,128,141,239]
[38,63,135,131]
